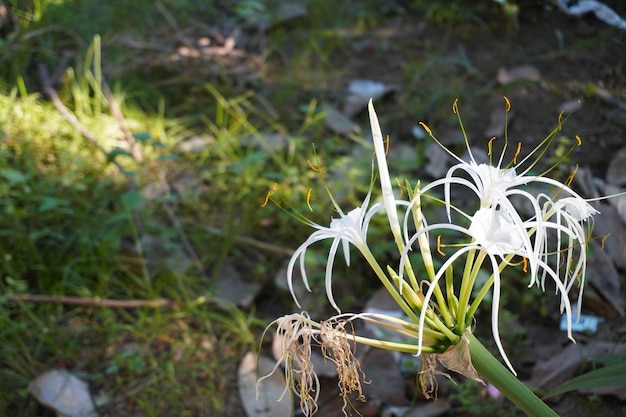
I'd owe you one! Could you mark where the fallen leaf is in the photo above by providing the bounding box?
[29,369,98,417]
[238,352,292,417]
[496,65,541,84]
[322,104,358,135]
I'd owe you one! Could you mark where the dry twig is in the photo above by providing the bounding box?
[2,294,175,308]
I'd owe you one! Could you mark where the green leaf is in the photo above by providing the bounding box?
[106,148,133,162]
[132,132,152,142]
[1,168,30,185]
[544,361,626,398]
[38,197,68,212]
[121,190,143,211]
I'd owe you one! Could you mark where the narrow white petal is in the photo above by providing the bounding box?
[368,100,402,238]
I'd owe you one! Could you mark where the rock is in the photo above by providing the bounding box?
[29,369,98,417]
[322,104,358,136]
[214,261,262,308]
[585,239,624,317]
[606,148,626,186]
[591,203,626,271]
[238,352,292,417]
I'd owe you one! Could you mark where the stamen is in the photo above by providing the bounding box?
[306,188,313,211]
[452,98,459,114]
[307,159,322,172]
[513,142,522,165]
[522,257,528,273]
[437,235,445,256]
[558,110,564,131]
[419,122,432,136]
[601,234,610,250]
[395,178,404,197]
[488,137,496,157]
[385,135,390,156]
[261,183,277,207]
[566,165,579,187]
[575,135,582,146]
[503,96,511,112]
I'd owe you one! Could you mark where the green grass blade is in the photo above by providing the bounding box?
[544,362,626,399]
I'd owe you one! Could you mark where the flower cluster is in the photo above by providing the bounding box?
[265,97,601,415]
[409,99,598,371]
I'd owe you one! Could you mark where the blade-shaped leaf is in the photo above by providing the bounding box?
[544,361,626,399]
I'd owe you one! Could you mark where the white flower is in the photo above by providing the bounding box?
[555,197,599,222]
[287,192,382,312]
[468,208,526,256]
[534,195,599,319]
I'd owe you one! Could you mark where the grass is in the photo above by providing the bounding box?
[0,2,353,414]
[0,0,618,415]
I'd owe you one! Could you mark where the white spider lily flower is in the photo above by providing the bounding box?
[398,219,520,374]
[534,195,599,319]
[416,105,594,290]
[555,196,599,222]
[287,192,383,313]
[400,206,576,374]
[468,208,526,256]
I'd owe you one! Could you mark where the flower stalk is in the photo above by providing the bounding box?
[469,334,559,417]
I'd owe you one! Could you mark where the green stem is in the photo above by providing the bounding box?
[469,334,559,417]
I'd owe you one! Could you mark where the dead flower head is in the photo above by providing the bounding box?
[320,317,369,413]
[260,312,320,416]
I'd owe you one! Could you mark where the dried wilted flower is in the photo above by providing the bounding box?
[320,317,369,413]
[260,313,320,416]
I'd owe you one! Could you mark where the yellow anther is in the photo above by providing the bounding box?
[452,98,459,114]
[419,122,432,136]
[513,142,522,164]
[503,96,511,112]
[437,235,445,256]
[385,135,390,156]
[307,159,322,172]
[575,135,582,146]
[558,110,564,130]
[488,137,496,156]
[306,188,313,212]
[566,165,579,187]
[522,257,528,273]
[261,183,277,207]
[601,234,610,250]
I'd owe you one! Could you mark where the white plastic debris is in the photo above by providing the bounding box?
[560,313,603,333]
[28,369,98,417]
[556,0,626,31]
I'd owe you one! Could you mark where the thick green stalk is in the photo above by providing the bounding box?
[469,334,559,417]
